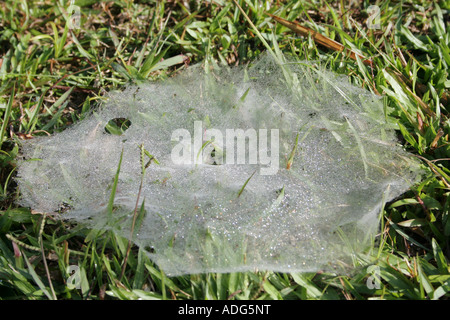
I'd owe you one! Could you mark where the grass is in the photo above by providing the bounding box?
[0,0,449,300]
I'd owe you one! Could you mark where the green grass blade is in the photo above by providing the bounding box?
[107,148,124,219]
[237,170,256,198]
[0,84,14,149]
[22,250,55,300]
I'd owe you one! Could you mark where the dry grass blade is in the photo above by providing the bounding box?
[265,13,373,67]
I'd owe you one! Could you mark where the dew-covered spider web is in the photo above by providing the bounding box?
[16,53,423,275]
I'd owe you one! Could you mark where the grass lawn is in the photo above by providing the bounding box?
[0,0,449,300]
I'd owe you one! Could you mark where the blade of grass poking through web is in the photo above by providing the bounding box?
[0,84,14,149]
[41,87,74,131]
[121,144,158,280]
[232,1,297,89]
[237,170,256,198]
[286,132,299,170]
[388,219,429,252]
[107,148,124,219]
[248,186,285,225]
